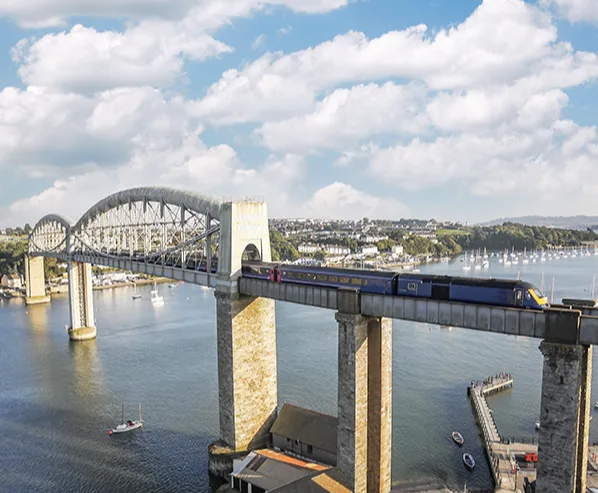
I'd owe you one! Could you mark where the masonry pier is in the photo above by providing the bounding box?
[24,255,50,305]
[536,342,592,493]
[208,200,279,478]
[67,261,96,341]
[336,312,392,493]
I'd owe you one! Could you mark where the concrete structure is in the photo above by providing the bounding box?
[24,255,50,305]
[29,187,598,492]
[336,312,392,493]
[536,342,592,493]
[67,261,96,341]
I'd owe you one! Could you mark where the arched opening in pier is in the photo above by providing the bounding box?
[242,243,261,262]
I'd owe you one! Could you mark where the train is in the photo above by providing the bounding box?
[241,262,550,310]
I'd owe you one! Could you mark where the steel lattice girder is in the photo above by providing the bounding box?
[28,187,222,272]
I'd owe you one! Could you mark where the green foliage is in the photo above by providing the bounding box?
[44,257,66,280]
[270,230,299,262]
[0,238,28,276]
[455,223,598,251]
[376,239,396,252]
[314,250,326,261]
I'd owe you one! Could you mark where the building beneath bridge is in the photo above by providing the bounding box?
[229,403,338,492]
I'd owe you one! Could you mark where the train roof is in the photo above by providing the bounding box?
[278,264,396,278]
[397,273,539,290]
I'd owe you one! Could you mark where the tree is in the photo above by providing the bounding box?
[314,250,326,261]
[24,223,32,234]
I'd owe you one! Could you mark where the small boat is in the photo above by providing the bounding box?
[109,403,143,435]
[168,283,176,289]
[452,431,464,445]
[535,421,540,430]
[132,283,141,300]
[594,401,598,409]
[462,453,475,469]
[150,281,164,305]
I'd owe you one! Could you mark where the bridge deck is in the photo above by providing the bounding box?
[239,279,598,344]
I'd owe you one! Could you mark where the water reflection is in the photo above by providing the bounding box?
[26,303,49,335]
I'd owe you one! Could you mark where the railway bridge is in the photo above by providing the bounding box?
[27,186,598,493]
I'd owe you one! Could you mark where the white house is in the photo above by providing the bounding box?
[1,273,22,289]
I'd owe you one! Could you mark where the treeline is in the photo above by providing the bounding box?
[447,223,598,251]
[0,238,65,280]
[2,224,32,236]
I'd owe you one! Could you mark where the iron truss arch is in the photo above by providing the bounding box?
[28,214,73,260]
[68,187,222,275]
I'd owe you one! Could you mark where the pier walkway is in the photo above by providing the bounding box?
[468,374,536,492]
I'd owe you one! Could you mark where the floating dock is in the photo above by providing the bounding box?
[468,374,537,492]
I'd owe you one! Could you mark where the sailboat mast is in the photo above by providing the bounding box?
[121,403,124,424]
[139,403,142,422]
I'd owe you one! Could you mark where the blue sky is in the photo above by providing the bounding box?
[0,0,597,227]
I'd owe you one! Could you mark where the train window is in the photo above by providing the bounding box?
[408,283,416,291]
[525,292,531,300]
[317,274,327,281]
[329,275,338,282]
[340,277,349,284]
[351,278,362,285]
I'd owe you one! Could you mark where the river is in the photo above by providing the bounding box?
[1,254,598,491]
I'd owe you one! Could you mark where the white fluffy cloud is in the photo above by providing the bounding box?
[540,0,598,22]
[3,0,598,225]
[367,120,598,201]
[257,82,428,152]
[0,0,349,27]
[302,183,409,220]
[13,22,232,93]
[0,85,190,172]
[194,0,564,124]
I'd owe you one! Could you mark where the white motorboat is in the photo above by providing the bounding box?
[168,283,176,289]
[109,404,143,435]
[150,281,164,305]
[462,453,475,469]
[535,421,540,430]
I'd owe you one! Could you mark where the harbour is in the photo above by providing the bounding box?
[2,254,598,491]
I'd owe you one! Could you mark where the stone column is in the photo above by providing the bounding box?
[24,255,50,305]
[215,290,277,451]
[67,261,96,341]
[336,313,392,493]
[536,341,592,493]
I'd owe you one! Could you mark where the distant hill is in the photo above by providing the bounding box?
[479,216,598,230]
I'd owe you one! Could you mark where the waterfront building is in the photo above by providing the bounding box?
[1,273,22,289]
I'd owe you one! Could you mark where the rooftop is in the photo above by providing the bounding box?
[270,403,337,453]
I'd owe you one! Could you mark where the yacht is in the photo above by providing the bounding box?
[150,281,164,305]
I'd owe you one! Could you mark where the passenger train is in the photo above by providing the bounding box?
[241,262,550,310]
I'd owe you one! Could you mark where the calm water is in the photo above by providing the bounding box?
[2,255,598,491]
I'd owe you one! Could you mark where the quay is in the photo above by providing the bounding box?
[468,374,537,492]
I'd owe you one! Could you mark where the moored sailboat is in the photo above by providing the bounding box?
[109,403,143,435]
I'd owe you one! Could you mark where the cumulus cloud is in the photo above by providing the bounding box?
[193,0,564,124]
[257,82,428,152]
[302,183,409,220]
[540,0,598,23]
[0,0,349,28]
[13,22,232,93]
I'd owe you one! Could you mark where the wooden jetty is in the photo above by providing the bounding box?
[468,374,537,492]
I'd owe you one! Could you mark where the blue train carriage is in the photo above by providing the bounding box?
[395,273,549,309]
[277,265,396,294]
[241,262,278,280]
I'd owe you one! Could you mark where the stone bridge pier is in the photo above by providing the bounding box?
[24,254,50,305]
[208,200,278,478]
[336,309,392,493]
[67,261,96,341]
[537,309,592,493]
